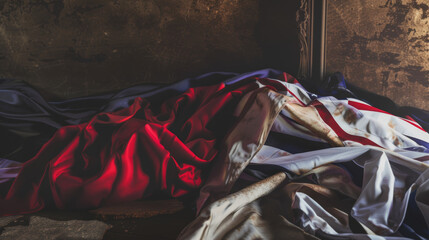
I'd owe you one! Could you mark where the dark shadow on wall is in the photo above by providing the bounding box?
[0,0,300,99]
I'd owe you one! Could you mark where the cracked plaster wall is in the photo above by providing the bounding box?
[327,0,428,110]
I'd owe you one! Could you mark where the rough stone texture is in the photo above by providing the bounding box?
[0,0,300,99]
[101,208,195,240]
[0,216,22,227]
[326,0,429,110]
[90,199,184,220]
[0,208,195,240]
[0,216,110,240]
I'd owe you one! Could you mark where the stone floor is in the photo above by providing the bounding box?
[0,200,195,240]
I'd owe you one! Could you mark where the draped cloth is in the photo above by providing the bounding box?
[0,76,291,215]
[1,70,429,239]
[0,69,283,162]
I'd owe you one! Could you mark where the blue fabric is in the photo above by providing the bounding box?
[400,191,429,239]
[404,136,429,153]
[1,69,428,238]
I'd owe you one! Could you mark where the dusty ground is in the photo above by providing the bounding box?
[0,200,195,240]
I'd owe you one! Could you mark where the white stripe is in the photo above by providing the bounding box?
[317,97,428,151]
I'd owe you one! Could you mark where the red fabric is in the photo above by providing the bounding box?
[347,100,425,131]
[0,81,263,215]
[312,100,381,147]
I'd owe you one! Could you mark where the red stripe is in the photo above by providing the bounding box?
[283,72,300,84]
[405,115,417,123]
[348,100,425,131]
[313,100,382,147]
[258,77,306,106]
[287,88,306,106]
[258,78,288,91]
[347,100,390,114]
[416,155,429,162]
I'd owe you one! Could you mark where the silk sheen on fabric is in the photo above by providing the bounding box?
[0,77,293,215]
[0,70,428,239]
[0,69,283,162]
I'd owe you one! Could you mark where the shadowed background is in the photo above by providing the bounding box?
[0,0,299,99]
[0,0,427,109]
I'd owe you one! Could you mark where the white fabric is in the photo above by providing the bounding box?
[317,97,429,150]
[251,146,429,237]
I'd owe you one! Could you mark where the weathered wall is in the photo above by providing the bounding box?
[0,0,300,99]
[326,0,428,110]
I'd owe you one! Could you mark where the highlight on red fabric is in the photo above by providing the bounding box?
[1,81,268,215]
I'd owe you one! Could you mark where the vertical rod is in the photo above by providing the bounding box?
[311,0,327,84]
